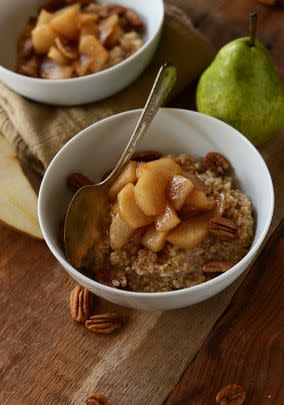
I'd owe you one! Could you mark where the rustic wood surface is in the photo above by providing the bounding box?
[0,1,284,404]
[166,219,284,404]
[166,0,284,403]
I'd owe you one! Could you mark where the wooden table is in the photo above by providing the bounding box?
[1,1,284,404]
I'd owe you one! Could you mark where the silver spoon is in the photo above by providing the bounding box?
[64,63,177,269]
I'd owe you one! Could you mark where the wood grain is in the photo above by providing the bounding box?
[166,220,284,405]
[0,219,248,405]
[168,0,284,71]
[0,1,284,404]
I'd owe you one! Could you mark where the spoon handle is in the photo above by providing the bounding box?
[101,63,177,186]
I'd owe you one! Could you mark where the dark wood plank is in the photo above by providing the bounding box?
[168,0,284,70]
[166,220,284,404]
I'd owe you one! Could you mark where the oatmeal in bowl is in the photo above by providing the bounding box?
[38,109,273,310]
[64,150,254,293]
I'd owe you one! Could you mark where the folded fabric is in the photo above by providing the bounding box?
[0,4,215,174]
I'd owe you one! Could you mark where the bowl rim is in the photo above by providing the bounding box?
[0,0,164,83]
[38,108,275,298]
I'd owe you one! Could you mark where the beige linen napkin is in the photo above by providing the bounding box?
[0,4,214,174]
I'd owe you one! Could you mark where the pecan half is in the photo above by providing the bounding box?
[96,269,127,289]
[208,217,237,240]
[67,172,94,193]
[203,152,230,175]
[125,10,145,30]
[132,150,163,163]
[17,56,40,78]
[203,261,234,274]
[85,313,124,334]
[18,64,37,77]
[70,285,95,323]
[216,384,246,404]
[85,391,117,405]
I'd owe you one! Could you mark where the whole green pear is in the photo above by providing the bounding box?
[196,16,284,145]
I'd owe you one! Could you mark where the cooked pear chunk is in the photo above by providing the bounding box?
[118,184,153,228]
[0,136,42,239]
[136,157,181,180]
[101,23,123,47]
[79,12,98,26]
[155,203,180,233]
[100,15,123,47]
[37,9,53,26]
[80,21,99,37]
[167,175,194,210]
[99,14,119,31]
[50,5,80,39]
[134,168,168,216]
[134,157,182,216]
[73,55,92,76]
[142,225,167,253]
[110,213,135,250]
[90,52,109,73]
[183,188,212,211]
[32,24,56,54]
[146,156,182,176]
[79,34,109,72]
[167,214,211,249]
[48,46,68,65]
[109,161,138,200]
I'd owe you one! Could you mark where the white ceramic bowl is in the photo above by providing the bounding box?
[0,0,164,106]
[38,109,274,310]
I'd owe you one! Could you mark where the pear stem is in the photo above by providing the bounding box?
[248,12,257,47]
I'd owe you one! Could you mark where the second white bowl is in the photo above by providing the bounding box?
[0,0,164,105]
